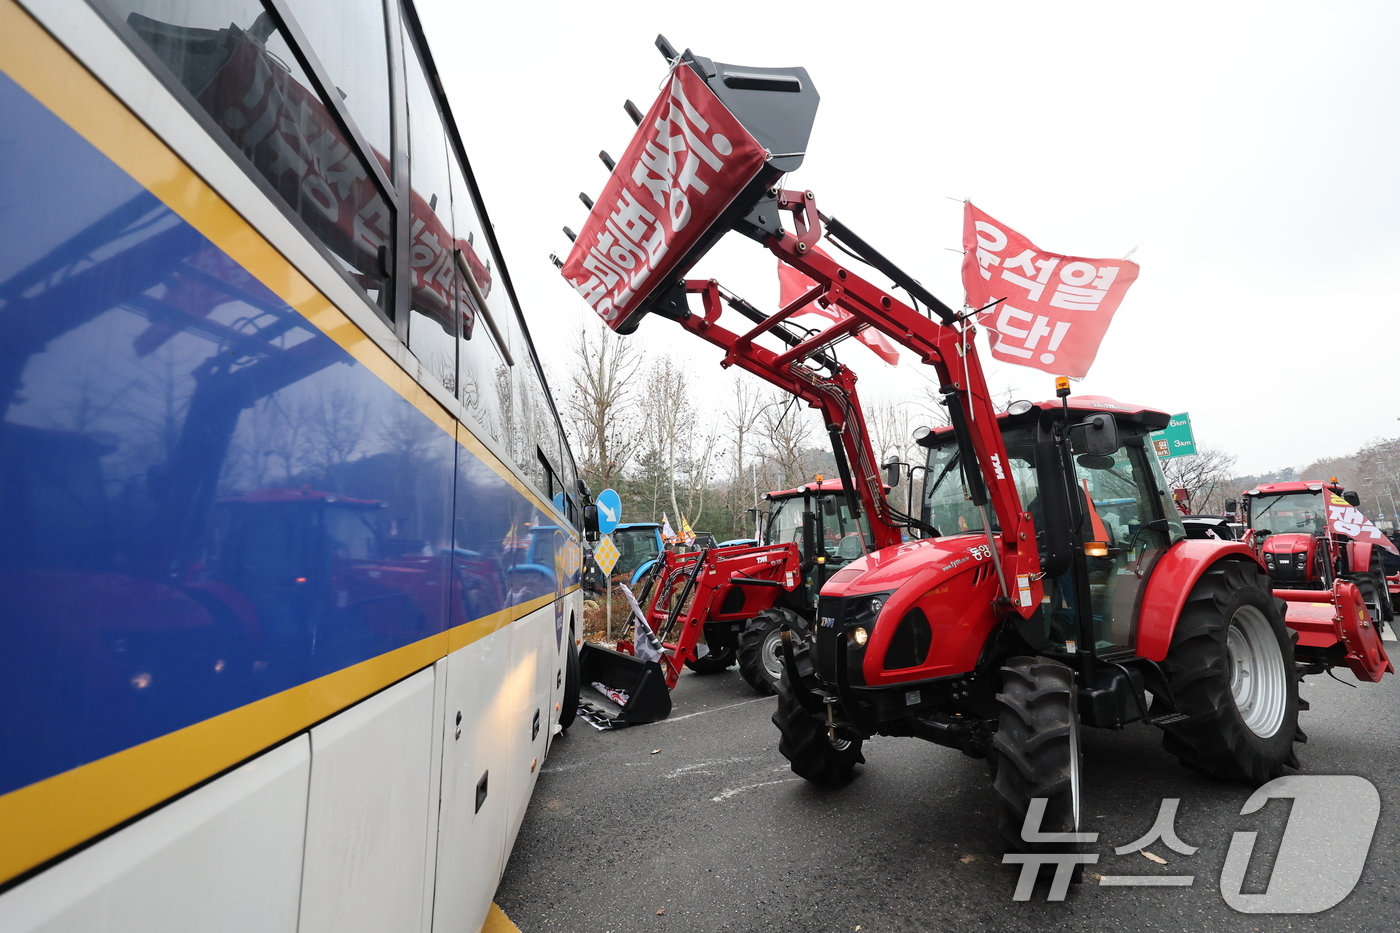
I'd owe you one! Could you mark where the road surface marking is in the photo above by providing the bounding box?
[712,778,803,802]
[662,695,777,723]
[481,903,522,933]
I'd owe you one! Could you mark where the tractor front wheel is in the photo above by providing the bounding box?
[992,657,1084,864]
[1159,561,1300,783]
[738,608,808,695]
[1353,574,1389,635]
[773,637,864,785]
[685,635,737,674]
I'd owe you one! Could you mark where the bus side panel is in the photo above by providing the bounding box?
[298,668,435,933]
[434,629,511,933]
[0,736,309,932]
[506,601,555,854]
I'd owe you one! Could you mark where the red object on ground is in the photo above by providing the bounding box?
[961,202,1138,378]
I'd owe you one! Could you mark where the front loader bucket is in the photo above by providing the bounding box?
[577,642,672,724]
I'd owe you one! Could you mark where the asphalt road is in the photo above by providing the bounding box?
[497,636,1400,933]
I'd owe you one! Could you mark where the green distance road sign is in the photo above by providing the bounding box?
[1150,412,1196,459]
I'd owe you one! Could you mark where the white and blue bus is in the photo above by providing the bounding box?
[0,1,583,929]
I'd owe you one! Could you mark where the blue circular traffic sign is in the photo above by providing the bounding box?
[595,488,622,534]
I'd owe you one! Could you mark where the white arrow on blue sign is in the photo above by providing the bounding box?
[595,488,622,534]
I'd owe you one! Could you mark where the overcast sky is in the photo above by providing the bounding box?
[419,0,1398,476]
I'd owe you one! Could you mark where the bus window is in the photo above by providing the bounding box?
[404,37,457,392]
[113,0,396,315]
[280,0,393,163]
[447,155,508,446]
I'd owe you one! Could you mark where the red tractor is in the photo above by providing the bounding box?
[1239,481,1395,681]
[1243,481,1394,623]
[559,36,1388,869]
[651,480,873,691]
[576,480,874,721]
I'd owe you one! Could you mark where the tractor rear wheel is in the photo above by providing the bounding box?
[992,657,1084,865]
[738,608,808,695]
[1159,561,1299,783]
[773,637,864,786]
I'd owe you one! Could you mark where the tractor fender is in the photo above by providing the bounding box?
[631,559,657,588]
[1346,540,1375,576]
[1136,541,1263,662]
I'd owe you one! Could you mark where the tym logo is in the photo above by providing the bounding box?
[821,617,836,628]
[989,453,1006,480]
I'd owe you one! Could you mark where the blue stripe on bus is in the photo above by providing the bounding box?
[0,70,574,800]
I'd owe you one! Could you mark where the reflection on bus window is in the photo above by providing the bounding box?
[280,0,392,160]
[405,35,457,391]
[114,0,395,312]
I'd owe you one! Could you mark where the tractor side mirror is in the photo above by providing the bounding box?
[1225,497,1238,516]
[1033,440,1074,577]
[884,456,902,488]
[1069,413,1119,457]
[582,504,600,541]
[819,495,838,517]
[1343,490,1361,507]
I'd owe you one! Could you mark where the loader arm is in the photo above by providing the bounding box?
[559,44,1042,616]
[664,190,1041,614]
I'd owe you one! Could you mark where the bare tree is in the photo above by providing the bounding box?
[758,390,814,488]
[641,356,694,526]
[564,322,640,492]
[1162,446,1239,515]
[724,375,772,538]
[304,383,369,487]
[866,395,918,467]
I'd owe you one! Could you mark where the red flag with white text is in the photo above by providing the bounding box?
[777,248,900,365]
[961,203,1138,378]
[561,64,768,332]
[1325,490,1400,555]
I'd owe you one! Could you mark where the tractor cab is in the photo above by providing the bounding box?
[610,522,664,586]
[917,395,1183,660]
[1244,482,1336,586]
[764,479,876,606]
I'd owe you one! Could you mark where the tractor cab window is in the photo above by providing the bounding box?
[818,495,869,563]
[922,424,1039,537]
[1249,492,1325,535]
[765,496,804,547]
[1050,434,1176,654]
[322,505,377,561]
[613,528,660,579]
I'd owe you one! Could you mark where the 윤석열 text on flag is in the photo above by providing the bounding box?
[960,203,1138,378]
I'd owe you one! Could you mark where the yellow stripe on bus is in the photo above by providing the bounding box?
[0,0,558,517]
[0,591,565,884]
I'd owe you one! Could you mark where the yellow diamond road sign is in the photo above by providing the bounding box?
[593,535,620,576]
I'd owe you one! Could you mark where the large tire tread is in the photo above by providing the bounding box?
[738,608,806,695]
[1158,561,1300,784]
[772,636,864,786]
[993,657,1081,857]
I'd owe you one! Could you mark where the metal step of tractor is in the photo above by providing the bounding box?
[1146,712,1189,726]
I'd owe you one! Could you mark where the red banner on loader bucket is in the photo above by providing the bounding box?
[1325,491,1400,555]
[561,65,768,331]
[961,203,1138,378]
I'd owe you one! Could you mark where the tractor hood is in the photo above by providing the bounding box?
[819,534,995,599]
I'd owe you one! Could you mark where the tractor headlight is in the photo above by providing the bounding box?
[867,597,884,616]
[849,626,869,647]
